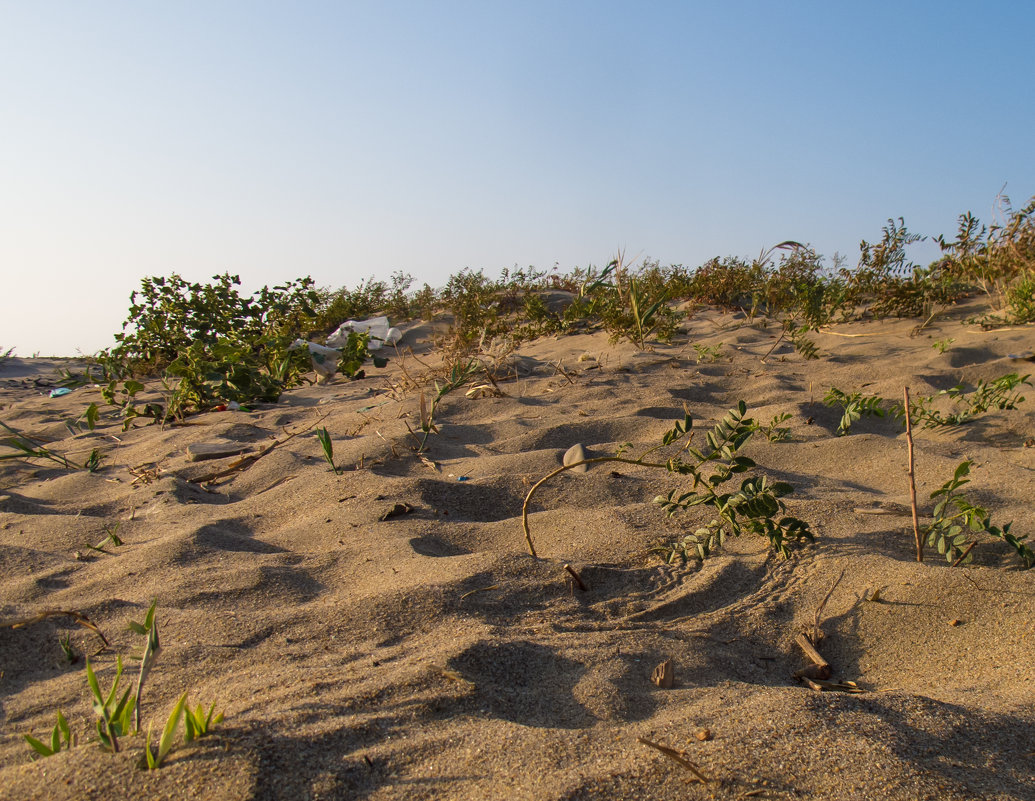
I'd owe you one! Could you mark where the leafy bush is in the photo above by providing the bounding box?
[103,273,318,373]
[937,194,1035,311]
[96,274,320,424]
[311,271,415,336]
[560,255,683,348]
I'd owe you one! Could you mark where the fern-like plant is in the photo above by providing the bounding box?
[823,388,889,435]
[910,373,1030,429]
[928,461,1033,568]
[521,402,812,560]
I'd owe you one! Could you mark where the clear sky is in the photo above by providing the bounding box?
[2,1,1033,356]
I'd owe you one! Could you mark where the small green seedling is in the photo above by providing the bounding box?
[931,337,955,354]
[84,448,104,473]
[412,359,482,453]
[59,632,79,664]
[86,656,136,753]
[823,388,889,435]
[127,600,160,731]
[87,522,123,554]
[316,427,341,474]
[691,343,724,363]
[23,712,73,759]
[184,700,224,742]
[144,692,187,770]
[757,412,793,442]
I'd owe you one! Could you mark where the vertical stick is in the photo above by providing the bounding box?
[903,387,923,562]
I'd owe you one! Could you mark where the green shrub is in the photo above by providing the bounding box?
[96,274,319,424]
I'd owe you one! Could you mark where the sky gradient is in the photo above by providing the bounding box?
[2,1,1033,356]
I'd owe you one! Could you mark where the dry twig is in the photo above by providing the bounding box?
[563,564,587,591]
[637,737,710,783]
[1,609,110,650]
[904,387,923,562]
[811,568,846,645]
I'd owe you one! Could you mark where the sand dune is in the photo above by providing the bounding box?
[1,305,1033,800]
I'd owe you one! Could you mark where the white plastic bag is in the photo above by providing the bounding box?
[290,339,341,379]
[326,316,402,350]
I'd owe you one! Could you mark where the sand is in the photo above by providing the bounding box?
[1,302,1033,800]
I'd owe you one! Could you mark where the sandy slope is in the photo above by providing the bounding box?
[0,305,1033,800]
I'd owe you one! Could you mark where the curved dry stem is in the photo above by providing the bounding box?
[521,455,669,557]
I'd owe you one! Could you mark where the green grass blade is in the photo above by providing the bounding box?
[157,692,187,765]
[23,734,55,758]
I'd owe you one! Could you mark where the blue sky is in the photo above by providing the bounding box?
[2,1,1033,356]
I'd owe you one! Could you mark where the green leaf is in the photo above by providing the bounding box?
[148,691,187,769]
[56,711,70,746]
[23,734,55,758]
[85,659,103,706]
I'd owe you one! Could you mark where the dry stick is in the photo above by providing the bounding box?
[794,633,832,681]
[563,564,587,591]
[759,329,788,363]
[903,387,923,562]
[951,540,978,568]
[811,568,847,645]
[637,737,710,784]
[0,609,110,649]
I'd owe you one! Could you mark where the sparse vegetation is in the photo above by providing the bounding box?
[22,600,224,768]
[691,343,724,363]
[928,461,1032,569]
[909,373,1030,429]
[823,388,890,436]
[23,712,73,760]
[0,420,83,470]
[522,402,813,561]
[317,427,341,474]
[825,373,1030,436]
[409,358,482,453]
[11,192,1035,794]
[756,412,793,443]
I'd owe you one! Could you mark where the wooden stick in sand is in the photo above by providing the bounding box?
[1,609,110,650]
[637,737,710,783]
[563,564,587,591]
[903,387,923,562]
[795,568,845,681]
[794,633,832,681]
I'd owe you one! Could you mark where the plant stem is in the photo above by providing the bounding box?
[760,328,787,363]
[951,540,977,567]
[521,455,670,557]
[904,386,923,562]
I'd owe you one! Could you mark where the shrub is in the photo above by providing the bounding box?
[95,274,320,424]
